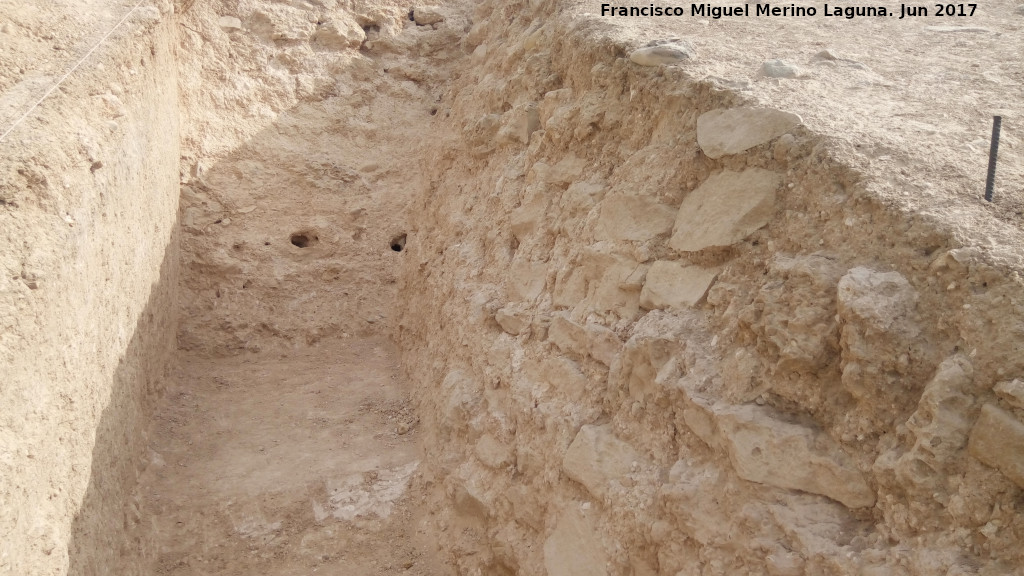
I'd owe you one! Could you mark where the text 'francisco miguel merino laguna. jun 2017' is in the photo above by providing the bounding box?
[599,3,978,19]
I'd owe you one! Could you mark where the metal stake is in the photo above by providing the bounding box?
[985,116,1002,202]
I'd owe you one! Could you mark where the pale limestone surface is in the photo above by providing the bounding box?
[696,107,802,159]
[969,404,1024,489]
[669,168,782,252]
[313,15,365,49]
[413,5,446,25]
[716,405,876,508]
[994,379,1024,410]
[562,424,641,499]
[639,261,720,310]
[475,433,513,469]
[628,43,693,66]
[543,507,609,576]
[595,195,676,241]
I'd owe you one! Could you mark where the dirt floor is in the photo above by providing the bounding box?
[131,337,441,576]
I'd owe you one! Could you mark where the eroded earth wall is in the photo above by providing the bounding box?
[397,1,1024,574]
[0,6,179,575]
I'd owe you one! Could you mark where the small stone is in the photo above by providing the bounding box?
[994,379,1024,410]
[760,59,800,79]
[218,16,242,30]
[629,43,695,66]
[412,6,446,25]
[1016,4,1024,15]
[314,16,365,49]
[495,306,529,335]
[813,49,841,61]
[811,49,867,70]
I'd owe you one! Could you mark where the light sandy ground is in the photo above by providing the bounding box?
[132,337,440,576]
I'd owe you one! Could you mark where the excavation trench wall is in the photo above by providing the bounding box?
[397,1,1024,575]
[3,1,1024,575]
[0,7,179,576]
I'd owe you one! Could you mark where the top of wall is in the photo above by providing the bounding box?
[561,0,1024,271]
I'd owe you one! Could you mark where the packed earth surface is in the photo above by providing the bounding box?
[1,1,1024,576]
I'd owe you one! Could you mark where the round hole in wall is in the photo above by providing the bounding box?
[390,233,407,252]
[290,232,319,248]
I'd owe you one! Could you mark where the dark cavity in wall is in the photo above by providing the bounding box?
[390,233,407,252]
[290,232,319,248]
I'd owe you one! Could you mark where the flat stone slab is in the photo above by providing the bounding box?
[563,424,640,499]
[596,195,676,241]
[968,404,1024,488]
[640,261,720,310]
[697,107,802,159]
[669,168,782,252]
[716,405,876,508]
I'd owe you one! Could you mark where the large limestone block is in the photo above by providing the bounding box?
[531,155,586,186]
[968,404,1024,488]
[548,315,621,366]
[669,169,781,252]
[836,267,920,401]
[697,107,802,159]
[510,195,550,242]
[639,261,720,310]
[549,315,589,357]
[544,507,609,576]
[837,267,918,329]
[562,425,639,499]
[508,259,547,301]
[578,247,646,320]
[716,405,875,508]
[595,196,676,241]
[584,323,622,366]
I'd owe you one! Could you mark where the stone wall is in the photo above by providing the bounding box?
[0,6,180,575]
[397,1,1024,574]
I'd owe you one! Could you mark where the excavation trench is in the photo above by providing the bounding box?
[3,1,1024,575]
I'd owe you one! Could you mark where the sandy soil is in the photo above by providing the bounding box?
[130,337,440,576]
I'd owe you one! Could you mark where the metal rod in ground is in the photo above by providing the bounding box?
[985,115,1002,202]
